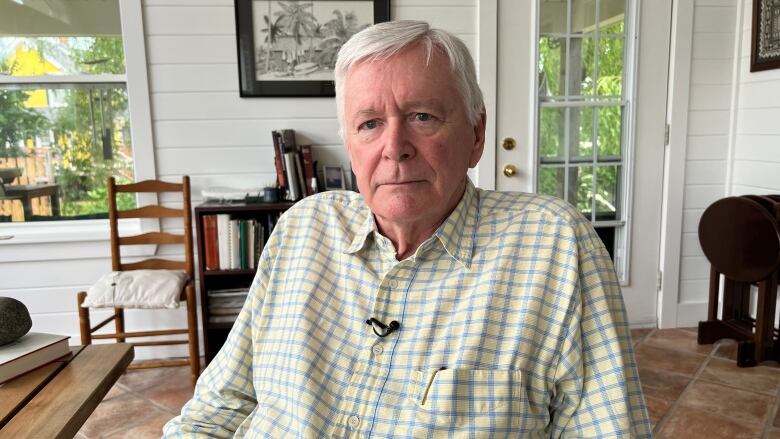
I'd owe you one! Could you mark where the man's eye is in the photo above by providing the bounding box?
[414,113,432,122]
[359,120,378,130]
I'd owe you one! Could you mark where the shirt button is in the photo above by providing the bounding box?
[412,370,423,381]
[348,415,360,429]
[388,279,398,288]
[372,344,383,355]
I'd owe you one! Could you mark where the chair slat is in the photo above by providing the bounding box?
[119,232,185,245]
[117,205,183,219]
[92,329,188,339]
[115,179,182,193]
[120,258,187,271]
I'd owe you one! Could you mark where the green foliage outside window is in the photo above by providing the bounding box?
[538,21,625,220]
[0,37,136,219]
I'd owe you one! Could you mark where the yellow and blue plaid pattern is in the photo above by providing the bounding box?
[164,179,651,438]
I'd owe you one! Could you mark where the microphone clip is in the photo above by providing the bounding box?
[366,317,400,337]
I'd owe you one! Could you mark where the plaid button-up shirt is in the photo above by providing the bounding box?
[164,179,650,438]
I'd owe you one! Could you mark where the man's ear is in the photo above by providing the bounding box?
[469,110,487,168]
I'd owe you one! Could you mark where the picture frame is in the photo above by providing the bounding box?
[234,0,391,97]
[750,0,780,72]
[324,165,345,190]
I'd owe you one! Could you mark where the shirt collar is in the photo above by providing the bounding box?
[345,204,376,254]
[433,177,478,269]
[344,178,479,268]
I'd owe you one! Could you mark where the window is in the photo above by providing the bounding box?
[0,0,136,223]
[537,0,632,264]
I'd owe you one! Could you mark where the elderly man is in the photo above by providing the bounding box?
[164,20,650,438]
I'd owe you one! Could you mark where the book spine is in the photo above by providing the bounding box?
[271,130,287,190]
[283,152,301,201]
[229,219,240,270]
[247,219,256,269]
[239,220,248,270]
[254,222,265,267]
[300,145,317,196]
[216,214,231,270]
[203,215,220,271]
[294,153,306,199]
[279,129,297,153]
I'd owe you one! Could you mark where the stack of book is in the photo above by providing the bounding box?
[272,129,318,201]
[0,332,70,384]
[207,288,249,324]
[202,215,269,271]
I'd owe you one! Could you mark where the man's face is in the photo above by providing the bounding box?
[343,45,486,230]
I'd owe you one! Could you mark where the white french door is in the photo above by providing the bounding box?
[492,0,671,325]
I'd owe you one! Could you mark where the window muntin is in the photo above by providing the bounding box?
[537,0,629,260]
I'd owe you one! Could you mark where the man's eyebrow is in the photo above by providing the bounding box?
[353,109,378,119]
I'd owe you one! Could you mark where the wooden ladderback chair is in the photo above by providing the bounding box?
[77,176,200,384]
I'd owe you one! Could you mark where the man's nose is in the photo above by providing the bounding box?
[382,120,416,162]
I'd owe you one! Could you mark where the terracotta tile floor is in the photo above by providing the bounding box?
[78,328,780,438]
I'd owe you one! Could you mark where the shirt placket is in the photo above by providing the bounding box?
[334,239,414,437]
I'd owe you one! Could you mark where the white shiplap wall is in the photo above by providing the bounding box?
[145,0,478,198]
[0,0,478,359]
[678,0,736,306]
[731,2,780,195]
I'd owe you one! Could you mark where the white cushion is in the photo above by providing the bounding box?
[82,270,188,309]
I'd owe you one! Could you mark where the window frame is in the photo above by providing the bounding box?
[534,0,640,283]
[0,1,157,250]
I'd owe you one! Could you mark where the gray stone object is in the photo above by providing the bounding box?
[0,297,33,346]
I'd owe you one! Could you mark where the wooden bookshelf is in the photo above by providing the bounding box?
[194,201,293,363]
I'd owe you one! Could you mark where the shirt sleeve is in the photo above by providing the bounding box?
[549,246,652,438]
[161,279,261,438]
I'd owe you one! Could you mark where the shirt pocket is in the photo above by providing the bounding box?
[407,368,529,433]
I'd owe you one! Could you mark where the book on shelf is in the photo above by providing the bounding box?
[208,287,249,297]
[0,332,70,384]
[283,152,301,201]
[272,129,319,201]
[202,215,220,270]
[203,216,268,271]
[229,219,241,270]
[209,315,240,324]
[271,130,287,192]
[300,145,318,195]
[207,290,247,324]
[216,214,231,270]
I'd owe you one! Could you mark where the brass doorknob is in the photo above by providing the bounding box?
[503,164,518,177]
[501,137,516,150]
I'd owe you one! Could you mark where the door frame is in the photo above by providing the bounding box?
[474,0,498,190]
[477,0,678,327]
[658,0,746,329]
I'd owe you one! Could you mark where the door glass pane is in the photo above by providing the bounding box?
[596,165,621,220]
[573,106,594,161]
[539,36,565,98]
[597,105,623,158]
[596,35,624,96]
[539,107,565,162]
[571,0,597,34]
[570,37,596,97]
[538,166,564,199]
[567,165,593,215]
[601,0,627,35]
[540,0,567,34]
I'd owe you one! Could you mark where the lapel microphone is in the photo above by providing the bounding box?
[366,317,400,337]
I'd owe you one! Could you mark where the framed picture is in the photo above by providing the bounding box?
[234,0,391,97]
[751,0,780,72]
[324,165,345,190]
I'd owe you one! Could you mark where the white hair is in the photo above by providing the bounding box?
[334,20,484,139]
